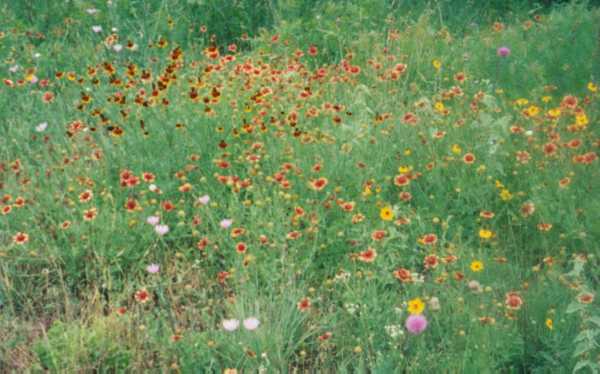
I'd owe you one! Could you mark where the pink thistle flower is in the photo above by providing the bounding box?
[146,264,160,274]
[405,314,428,335]
[154,224,169,236]
[497,46,511,57]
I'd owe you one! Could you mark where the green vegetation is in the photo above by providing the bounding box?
[1,0,599,372]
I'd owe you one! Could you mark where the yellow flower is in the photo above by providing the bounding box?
[515,98,529,106]
[588,82,598,93]
[434,101,445,112]
[499,189,513,201]
[545,318,553,330]
[575,114,588,126]
[541,96,552,103]
[451,144,462,155]
[432,59,442,71]
[479,229,494,240]
[380,206,394,221]
[526,105,540,117]
[470,260,484,272]
[547,108,561,118]
[398,165,412,174]
[495,180,504,189]
[407,298,425,315]
[404,148,412,156]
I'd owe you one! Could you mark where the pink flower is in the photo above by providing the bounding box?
[220,219,233,229]
[147,216,160,226]
[497,46,511,57]
[243,317,260,331]
[154,224,169,236]
[146,264,160,274]
[222,319,240,332]
[405,314,428,335]
[197,195,210,205]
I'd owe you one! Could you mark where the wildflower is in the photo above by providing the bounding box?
[243,317,260,330]
[235,242,248,254]
[146,264,160,274]
[470,260,484,272]
[545,318,553,330]
[421,233,438,246]
[505,292,523,310]
[357,247,377,263]
[393,268,413,283]
[432,59,442,70]
[428,297,441,311]
[407,298,425,315]
[12,232,29,245]
[468,280,483,293]
[297,297,311,311]
[405,314,428,335]
[497,46,511,57]
[380,206,394,221]
[155,224,169,236]
[222,319,240,332]
[92,25,103,33]
[521,202,536,217]
[423,254,439,269]
[479,229,494,240]
[309,177,328,191]
[197,195,210,205]
[220,219,233,229]
[499,189,513,201]
[588,82,598,93]
[35,122,48,132]
[83,208,98,221]
[147,216,160,225]
[577,292,594,304]
[463,153,476,164]
[135,288,151,303]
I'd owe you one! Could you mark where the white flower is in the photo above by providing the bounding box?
[85,8,99,15]
[113,44,123,52]
[222,319,240,331]
[111,27,118,32]
[33,53,41,58]
[35,122,48,132]
[92,25,103,33]
[149,184,158,192]
[197,195,210,205]
[220,219,233,229]
[146,216,160,226]
[243,317,260,330]
[154,224,169,236]
[9,65,19,73]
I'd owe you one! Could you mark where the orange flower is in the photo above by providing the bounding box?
[505,292,523,310]
[12,232,29,245]
[358,247,377,263]
[309,177,328,191]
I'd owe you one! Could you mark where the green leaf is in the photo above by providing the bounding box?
[567,302,586,314]
[573,360,593,373]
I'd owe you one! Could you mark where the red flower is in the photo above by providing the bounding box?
[371,230,386,241]
[423,254,439,269]
[358,247,377,263]
[13,232,29,245]
[393,268,413,283]
[235,242,248,254]
[297,297,311,311]
[463,153,476,164]
[421,233,438,246]
[394,174,410,187]
[309,177,328,191]
[135,288,151,303]
[505,292,523,310]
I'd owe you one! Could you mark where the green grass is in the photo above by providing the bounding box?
[1,0,600,372]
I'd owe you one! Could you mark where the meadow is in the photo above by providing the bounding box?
[1,0,600,372]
